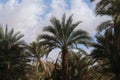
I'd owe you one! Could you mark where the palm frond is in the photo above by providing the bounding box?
[38,34,61,45]
[43,26,56,35]
[62,13,66,28]
[97,20,113,32]
[50,17,63,38]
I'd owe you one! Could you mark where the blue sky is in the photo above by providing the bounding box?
[0,0,8,4]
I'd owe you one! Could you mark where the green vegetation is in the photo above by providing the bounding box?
[0,0,120,80]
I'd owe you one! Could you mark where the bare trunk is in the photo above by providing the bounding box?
[62,46,68,80]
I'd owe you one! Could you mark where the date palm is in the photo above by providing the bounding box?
[91,31,120,80]
[91,0,120,79]
[91,0,120,46]
[0,26,28,80]
[91,0,120,16]
[68,51,91,80]
[37,14,91,80]
[27,41,52,79]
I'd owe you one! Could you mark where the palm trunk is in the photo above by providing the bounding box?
[115,73,120,80]
[114,32,120,80]
[62,46,68,80]
[114,15,120,80]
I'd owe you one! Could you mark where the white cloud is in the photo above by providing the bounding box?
[0,0,111,42]
[42,0,111,35]
[0,0,112,61]
[0,0,45,42]
[69,0,111,34]
[43,0,68,21]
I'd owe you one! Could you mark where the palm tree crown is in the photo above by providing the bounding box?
[37,14,91,51]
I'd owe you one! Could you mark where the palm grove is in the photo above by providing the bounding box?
[0,0,120,80]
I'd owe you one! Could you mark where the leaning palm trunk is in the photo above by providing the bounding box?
[62,46,69,80]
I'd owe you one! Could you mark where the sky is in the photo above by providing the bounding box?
[0,0,111,61]
[0,0,111,42]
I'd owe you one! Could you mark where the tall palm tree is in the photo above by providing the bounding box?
[37,14,91,80]
[91,0,120,79]
[0,26,29,80]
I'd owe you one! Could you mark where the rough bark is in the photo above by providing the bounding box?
[62,45,68,80]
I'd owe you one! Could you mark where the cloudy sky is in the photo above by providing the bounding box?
[0,0,112,61]
[0,0,111,42]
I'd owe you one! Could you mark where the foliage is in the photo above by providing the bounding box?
[0,26,30,80]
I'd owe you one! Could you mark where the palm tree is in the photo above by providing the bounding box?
[37,14,91,80]
[50,51,92,80]
[68,51,91,80]
[91,0,120,79]
[0,26,29,80]
[27,41,52,79]
[91,0,120,16]
[91,31,120,80]
[84,64,115,80]
[91,0,120,48]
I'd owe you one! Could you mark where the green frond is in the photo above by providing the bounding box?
[12,32,21,39]
[62,13,66,28]
[28,41,54,59]
[38,34,60,44]
[68,30,87,40]
[8,29,14,38]
[65,14,73,29]
[93,0,120,16]
[50,17,63,38]
[65,21,82,41]
[43,26,56,35]
[95,34,106,45]
[39,40,61,49]
[97,20,113,32]
[67,30,90,45]
[15,34,24,41]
